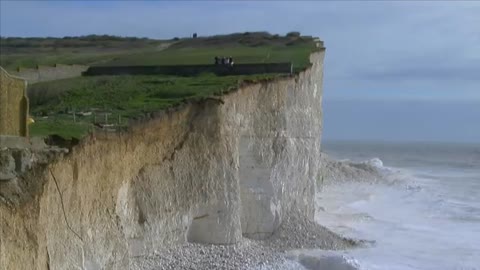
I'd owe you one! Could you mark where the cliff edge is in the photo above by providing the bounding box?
[0,50,334,269]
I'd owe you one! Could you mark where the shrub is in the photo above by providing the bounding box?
[286,31,301,37]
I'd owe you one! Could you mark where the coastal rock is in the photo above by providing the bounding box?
[0,145,68,206]
[0,150,16,181]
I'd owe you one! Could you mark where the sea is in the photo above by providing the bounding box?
[287,141,480,270]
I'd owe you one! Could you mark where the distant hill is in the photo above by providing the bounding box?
[0,35,170,70]
[0,34,170,53]
[97,32,319,72]
[168,31,314,49]
[13,32,322,139]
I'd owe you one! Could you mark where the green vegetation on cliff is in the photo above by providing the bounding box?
[0,35,170,70]
[98,32,318,72]
[29,74,278,116]
[2,32,322,139]
[1,32,319,71]
[28,73,280,139]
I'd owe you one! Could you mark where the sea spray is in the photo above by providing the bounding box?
[312,142,480,270]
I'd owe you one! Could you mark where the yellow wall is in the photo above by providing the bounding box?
[0,67,29,137]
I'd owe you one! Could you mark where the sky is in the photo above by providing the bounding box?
[1,1,479,142]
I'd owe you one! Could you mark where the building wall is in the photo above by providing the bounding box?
[83,63,293,77]
[10,64,89,84]
[0,67,29,137]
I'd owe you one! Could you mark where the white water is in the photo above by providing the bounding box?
[292,142,480,270]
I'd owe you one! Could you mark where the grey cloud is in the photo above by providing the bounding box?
[1,1,479,101]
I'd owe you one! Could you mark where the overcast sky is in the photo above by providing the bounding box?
[1,1,479,142]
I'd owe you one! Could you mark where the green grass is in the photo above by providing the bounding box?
[6,32,322,139]
[2,32,319,72]
[0,35,170,71]
[28,73,279,139]
[30,117,91,139]
[29,74,261,115]
[1,50,137,71]
[98,43,317,72]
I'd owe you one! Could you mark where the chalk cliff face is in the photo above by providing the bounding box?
[0,51,324,270]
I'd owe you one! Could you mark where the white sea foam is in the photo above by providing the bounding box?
[362,157,383,168]
[308,142,480,270]
[288,250,362,270]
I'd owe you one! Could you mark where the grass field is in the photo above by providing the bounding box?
[2,32,321,139]
[1,32,318,72]
[0,35,170,71]
[99,32,318,72]
[100,44,315,73]
[29,118,92,139]
[1,49,145,71]
[28,74,276,116]
[27,73,279,138]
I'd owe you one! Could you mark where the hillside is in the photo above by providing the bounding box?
[98,32,318,72]
[2,32,322,139]
[1,32,319,71]
[0,35,171,71]
[28,73,279,139]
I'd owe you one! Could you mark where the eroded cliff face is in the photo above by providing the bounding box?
[0,51,324,270]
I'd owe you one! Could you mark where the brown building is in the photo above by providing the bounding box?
[0,67,29,137]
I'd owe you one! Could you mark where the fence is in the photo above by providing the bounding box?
[82,63,293,77]
[30,110,130,139]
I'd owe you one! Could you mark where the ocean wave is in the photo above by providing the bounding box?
[291,251,363,270]
[320,154,393,183]
[318,153,425,194]
[317,144,480,270]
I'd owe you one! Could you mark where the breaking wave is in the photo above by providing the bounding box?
[311,142,480,270]
[282,250,363,270]
[318,153,412,187]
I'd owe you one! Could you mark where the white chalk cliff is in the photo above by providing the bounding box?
[0,50,325,269]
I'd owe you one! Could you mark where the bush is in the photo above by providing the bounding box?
[286,31,301,37]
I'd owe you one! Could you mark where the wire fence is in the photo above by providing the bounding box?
[32,110,129,137]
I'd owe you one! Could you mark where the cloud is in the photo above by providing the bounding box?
[1,1,479,101]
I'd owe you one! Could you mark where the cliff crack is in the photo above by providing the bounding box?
[46,247,51,270]
[164,130,190,162]
[203,97,224,104]
[193,214,209,220]
[49,168,83,242]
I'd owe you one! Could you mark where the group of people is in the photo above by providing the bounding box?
[214,56,234,66]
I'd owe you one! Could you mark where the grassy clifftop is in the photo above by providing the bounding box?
[2,32,322,139]
[1,32,318,71]
[98,32,318,72]
[28,73,280,139]
[0,35,170,71]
